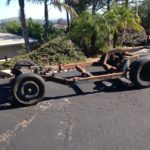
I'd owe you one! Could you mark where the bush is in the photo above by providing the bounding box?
[0,37,86,70]
[121,28,147,46]
[27,18,44,42]
[5,19,44,43]
[5,20,22,35]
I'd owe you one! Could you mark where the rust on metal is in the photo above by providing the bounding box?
[76,65,93,77]
[73,72,125,83]
[43,75,74,85]
[62,58,100,70]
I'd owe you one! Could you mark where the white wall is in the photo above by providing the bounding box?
[0,45,22,59]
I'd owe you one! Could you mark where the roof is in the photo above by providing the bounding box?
[0,33,38,47]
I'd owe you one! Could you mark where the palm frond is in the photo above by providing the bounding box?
[52,1,77,17]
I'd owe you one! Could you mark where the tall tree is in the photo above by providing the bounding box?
[67,0,90,14]
[64,0,70,32]
[89,0,111,14]
[125,0,129,7]
[107,0,111,10]
[53,0,77,32]
[29,0,50,41]
[30,0,77,40]
[6,0,31,51]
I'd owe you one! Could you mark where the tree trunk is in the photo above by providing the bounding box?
[107,0,110,10]
[135,0,139,15]
[120,29,126,46]
[125,0,129,7]
[113,31,118,48]
[92,2,96,15]
[44,1,49,42]
[90,32,97,56]
[65,0,70,32]
[19,0,30,52]
[66,11,70,32]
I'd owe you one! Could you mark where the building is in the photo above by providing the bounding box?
[0,33,38,59]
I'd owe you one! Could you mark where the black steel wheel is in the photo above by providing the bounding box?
[12,73,45,106]
[129,57,150,88]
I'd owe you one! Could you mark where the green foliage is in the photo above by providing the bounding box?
[0,37,86,69]
[67,0,109,14]
[30,37,86,65]
[104,4,142,47]
[138,0,150,35]
[67,0,90,14]
[104,4,142,34]
[5,19,44,42]
[5,19,66,43]
[49,27,65,40]
[5,20,22,35]
[69,11,108,56]
[27,18,44,42]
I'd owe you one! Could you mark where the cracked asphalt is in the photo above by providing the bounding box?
[1,67,150,150]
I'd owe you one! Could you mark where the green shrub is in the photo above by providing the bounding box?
[27,18,44,42]
[5,19,44,43]
[5,19,66,43]
[5,20,22,35]
[0,37,86,70]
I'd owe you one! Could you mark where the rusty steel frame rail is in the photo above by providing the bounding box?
[42,72,126,85]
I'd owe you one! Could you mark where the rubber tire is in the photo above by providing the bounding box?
[13,60,36,68]
[12,73,45,106]
[129,57,150,88]
[12,60,36,76]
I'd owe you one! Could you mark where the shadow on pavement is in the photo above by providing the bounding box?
[0,79,140,110]
[44,79,138,101]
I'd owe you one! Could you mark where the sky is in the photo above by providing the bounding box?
[0,0,67,20]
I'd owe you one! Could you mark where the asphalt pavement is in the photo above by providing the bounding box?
[1,67,150,150]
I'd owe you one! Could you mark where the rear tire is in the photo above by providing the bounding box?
[12,73,45,106]
[129,57,150,88]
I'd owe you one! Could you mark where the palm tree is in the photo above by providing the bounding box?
[104,4,142,48]
[53,0,77,31]
[125,0,129,7]
[107,0,111,10]
[64,0,70,32]
[29,0,49,41]
[69,11,108,56]
[30,0,77,41]
[6,0,31,51]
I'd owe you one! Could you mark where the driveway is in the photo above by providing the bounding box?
[0,68,150,150]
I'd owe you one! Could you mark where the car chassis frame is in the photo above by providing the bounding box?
[1,46,150,106]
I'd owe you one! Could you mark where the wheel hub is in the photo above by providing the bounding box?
[20,81,39,99]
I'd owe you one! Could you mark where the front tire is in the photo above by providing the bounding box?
[12,73,45,106]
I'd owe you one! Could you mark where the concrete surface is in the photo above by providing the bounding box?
[0,68,150,150]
